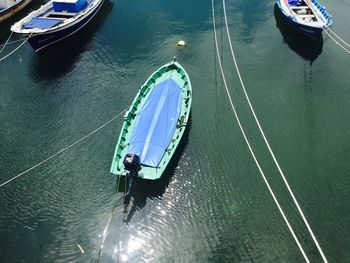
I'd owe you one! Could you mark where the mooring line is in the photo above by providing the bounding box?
[221,1,328,262]
[0,106,129,188]
[0,37,30,48]
[0,31,13,54]
[97,174,123,262]
[0,33,33,62]
[326,27,350,48]
[323,28,350,54]
[211,1,310,262]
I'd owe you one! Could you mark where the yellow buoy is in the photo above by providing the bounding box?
[177,40,186,47]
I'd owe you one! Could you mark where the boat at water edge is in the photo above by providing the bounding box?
[276,0,332,39]
[0,0,32,23]
[10,0,104,52]
[110,58,192,183]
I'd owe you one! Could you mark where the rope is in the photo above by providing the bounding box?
[0,33,32,62]
[0,31,13,54]
[326,27,350,48]
[323,29,350,54]
[222,1,328,262]
[97,174,123,262]
[211,1,310,262]
[0,37,30,48]
[0,106,129,188]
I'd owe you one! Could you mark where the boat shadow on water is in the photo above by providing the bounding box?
[274,4,323,63]
[29,0,113,81]
[119,115,192,223]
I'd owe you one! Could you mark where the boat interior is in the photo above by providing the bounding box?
[289,0,318,22]
[22,2,82,29]
[31,0,88,26]
[41,10,77,20]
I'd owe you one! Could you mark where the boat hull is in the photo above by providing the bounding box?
[0,0,32,23]
[274,4,323,61]
[276,0,331,40]
[110,60,192,180]
[283,13,322,39]
[26,0,103,52]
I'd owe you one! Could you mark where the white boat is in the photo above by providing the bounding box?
[276,0,332,39]
[0,0,32,23]
[11,0,104,52]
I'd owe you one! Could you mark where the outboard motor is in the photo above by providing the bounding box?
[123,154,141,175]
[122,154,141,213]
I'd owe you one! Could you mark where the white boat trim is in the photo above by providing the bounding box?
[11,0,101,34]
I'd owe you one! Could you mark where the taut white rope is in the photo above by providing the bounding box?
[222,0,328,262]
[0,31,13,54]
[0,33,32,62]
[0,37,29,48]
[97,174,123,262]
[212,1,310,262]
[326,27,350,48]
[0,106,129,188]
[324,28,350,54]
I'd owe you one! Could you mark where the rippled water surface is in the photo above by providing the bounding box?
[1,0,350,262]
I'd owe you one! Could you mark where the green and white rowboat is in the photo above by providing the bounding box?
[110,58,192,180]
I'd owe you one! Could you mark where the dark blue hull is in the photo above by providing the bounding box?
[27,0,103,52]
[284,15,322,40]
[275,0,327,41]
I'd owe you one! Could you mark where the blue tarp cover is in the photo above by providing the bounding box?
[128,79,182,167]
[288,0,303,6]
[24,18,62,29]
[53,0,87,13]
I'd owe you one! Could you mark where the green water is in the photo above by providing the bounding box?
[1,0,350,262]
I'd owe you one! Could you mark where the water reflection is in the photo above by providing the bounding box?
[98,118,191,262]
[233,0,272,43]
[274,4,323,62]
[121,117,191,223]
[29,0,113,81]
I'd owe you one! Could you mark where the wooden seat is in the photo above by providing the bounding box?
[44,11,77,19]
[298,14,315,18]
[290,6,308,9]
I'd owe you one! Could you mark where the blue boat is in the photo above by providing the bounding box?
[11,0,104,52]
[276,0,332,39]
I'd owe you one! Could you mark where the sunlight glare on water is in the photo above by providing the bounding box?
[1,0,350,262]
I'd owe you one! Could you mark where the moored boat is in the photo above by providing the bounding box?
[276,0,332,39]
[110,58,192,182]
[10,0,104,52]
[0,0,32,23]
[274,3,323,62]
